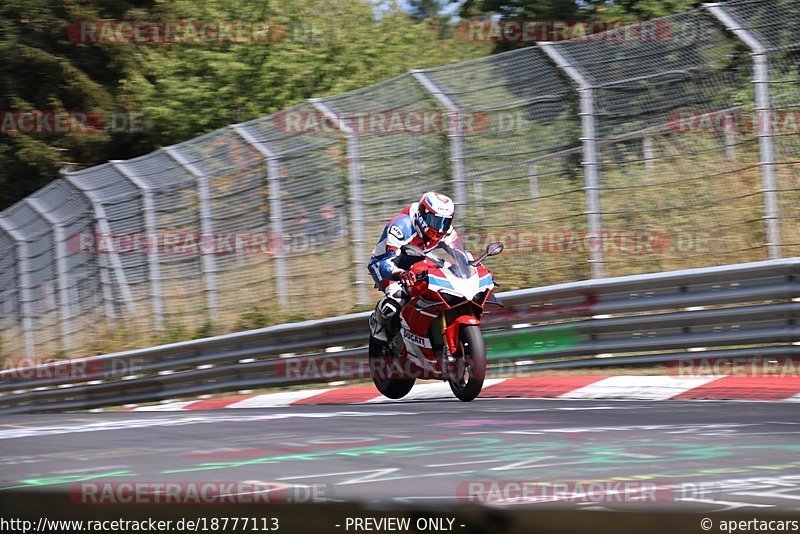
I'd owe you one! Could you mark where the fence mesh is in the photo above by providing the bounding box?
[2,201,59,355]
[424,46,586,288]
[64,164,149,320]
[725,0,800,258]
[0,0,798,358]
[317,74,451,285]
[165,130,267,332]
[552,9,765,276]
[0,226,21,357]
[30,179,103,349]
[235,104,352,322]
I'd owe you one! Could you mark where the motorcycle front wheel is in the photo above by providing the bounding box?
[448,325,487,402]
[369,335,416,399]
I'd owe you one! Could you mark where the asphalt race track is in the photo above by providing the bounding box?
[1,398,800,513]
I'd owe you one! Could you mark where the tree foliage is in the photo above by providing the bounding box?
[0,0,489,208]
[0,0,150,206]
[1,0,703,209]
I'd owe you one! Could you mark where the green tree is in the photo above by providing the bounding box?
[408,0,446,20]
[0,0,152,207]
[451,0,700,52]
[594,0,699,19]
[0,0,490,207]
[122,0,490,145]
[406,0,456,39]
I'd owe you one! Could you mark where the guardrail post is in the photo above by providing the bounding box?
[162,147,221,320]
[63,170,135,320]
[110,161,164,329]
[706,3,781,260]
[309,99,369,306]
[228,126,289,309]
[25,198,72,351]
[409,70,471,223]
[0,217,36,357]
[540,43,605,278]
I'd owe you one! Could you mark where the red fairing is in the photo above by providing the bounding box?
[444,315,480,355]
[416,261,442,278]
[397,254,493,379]
[399,261,443,375]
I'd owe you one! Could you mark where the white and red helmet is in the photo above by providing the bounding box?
[414,191,455,245]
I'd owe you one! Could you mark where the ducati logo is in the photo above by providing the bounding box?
[402,329,432,349]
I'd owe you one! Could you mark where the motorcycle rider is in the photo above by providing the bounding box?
[368,191,459,342]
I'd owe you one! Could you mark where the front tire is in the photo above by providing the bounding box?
[369,336,415,399]
[448,325,487,402]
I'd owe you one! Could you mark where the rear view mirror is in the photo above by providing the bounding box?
[486,242,504,257]
[469,242,504,266]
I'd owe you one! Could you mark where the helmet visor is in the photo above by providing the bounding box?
[422,210,452,233]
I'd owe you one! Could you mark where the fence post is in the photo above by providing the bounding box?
[706,3,781,259]
[97,254,116,324]
[63,170,135,320]
[409,70,471,223]
[540,43,605,278]
[725,114,736,162]
[229,125,289,309]
[528,161,540,199]
[643,136,655,173]
[0,217,35,357]
[309,99,369,306]
[25,198,72,352]
[162,147,221,320]
[110,161,164,329]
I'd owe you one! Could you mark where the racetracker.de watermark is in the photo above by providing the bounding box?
[274,356,454,381]
[69,20,285,45]
[272,110,491,135]
[0,357,144,383]
[68,481,328,504]
[454,19,674,43]
[0,111,146,135]
[669,356,800,377]
[67,229,710,256]
[459,230,674,255]
[67,232,286,255]
[456,480,692,505]
[668,109,800,135]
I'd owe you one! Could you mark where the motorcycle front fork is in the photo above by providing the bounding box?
[434,315,456,363]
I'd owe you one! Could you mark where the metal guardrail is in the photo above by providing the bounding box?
[1,258,798,414]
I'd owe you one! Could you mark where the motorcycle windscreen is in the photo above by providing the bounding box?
[434,242,475,279]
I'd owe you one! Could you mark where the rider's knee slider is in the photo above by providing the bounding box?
[377,298,400,320]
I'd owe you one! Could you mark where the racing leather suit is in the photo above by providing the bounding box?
[367,202,459,342]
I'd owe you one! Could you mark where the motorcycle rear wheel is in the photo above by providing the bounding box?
[448,325,487,402]
[369,335,415,399]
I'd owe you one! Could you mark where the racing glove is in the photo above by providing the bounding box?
[393,270,416,287]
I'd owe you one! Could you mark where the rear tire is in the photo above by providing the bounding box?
[448,325,486,402]
[369,336,415,399]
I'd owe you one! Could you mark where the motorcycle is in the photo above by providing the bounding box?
[369,241,504,402]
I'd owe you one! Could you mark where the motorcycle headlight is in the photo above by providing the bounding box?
[441,292,466,307]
